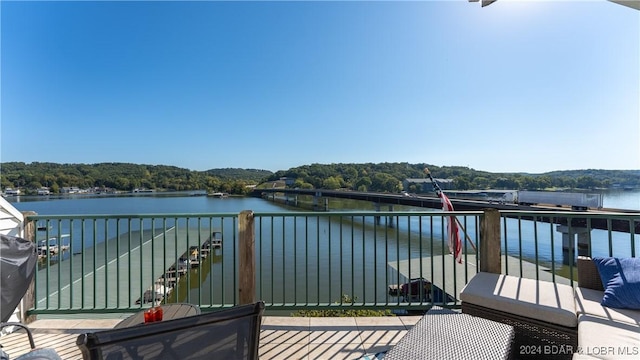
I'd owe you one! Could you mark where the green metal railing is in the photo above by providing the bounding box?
[24,210,639,315]
[28,213,239,315]
[252,211,483,312]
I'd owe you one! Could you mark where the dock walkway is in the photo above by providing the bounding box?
[35,227,222,310]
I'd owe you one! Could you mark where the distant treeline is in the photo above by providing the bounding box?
[266,163,640,193]
[1,161,639,195]
[0,162,273,195]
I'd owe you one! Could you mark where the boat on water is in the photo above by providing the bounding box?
[137,284,168,304]
[37,235,70,256]
[388,277,456,303]
[388,278,432,302]
[36,222,50,232]
[2,188,20,197]
[132,188,155,193]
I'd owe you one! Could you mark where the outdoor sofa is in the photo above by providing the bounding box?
[460,256,640,360]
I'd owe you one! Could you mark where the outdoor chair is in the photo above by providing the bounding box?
[76,301,265,360]
[0,234,62,360]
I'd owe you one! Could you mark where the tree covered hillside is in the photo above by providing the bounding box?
[267,163,640,193]
[203,168,273,182]
[0,162,273,195]
[1,161,638,195]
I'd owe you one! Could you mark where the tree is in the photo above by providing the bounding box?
[322,176,341,190]
[344,167,358,183]
[355,177,372,191]
[472,176,491,189]
[576,176,599,189]
[371,173,402,193]
[454,177,471,190]
[493,177,519,189]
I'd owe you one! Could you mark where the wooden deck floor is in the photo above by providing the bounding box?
[0,316,422,360]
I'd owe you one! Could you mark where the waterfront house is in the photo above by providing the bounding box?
[2,188,21,196]
[60,186,81,194]
[403,178,454,192]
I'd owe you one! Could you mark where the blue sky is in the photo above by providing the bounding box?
[1,0,638,173]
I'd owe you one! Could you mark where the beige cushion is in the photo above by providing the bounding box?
[575,287,640,326]
[460,272,577,327]
[577,314,640,359]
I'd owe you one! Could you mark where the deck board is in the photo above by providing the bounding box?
[0,316,417,360]
[0,331,82,359]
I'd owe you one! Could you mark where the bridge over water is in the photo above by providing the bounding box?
[252,188,640,234]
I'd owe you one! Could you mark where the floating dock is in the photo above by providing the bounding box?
[35,228,223,310]
[387,254,572,304]
[36,232,71,261]
[138,231,223,305]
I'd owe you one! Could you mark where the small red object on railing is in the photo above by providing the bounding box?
[153,306,163,322]
[143,306,163,323]
[143,308,154,323]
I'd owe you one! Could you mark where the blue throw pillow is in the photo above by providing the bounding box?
[592,257,640,310]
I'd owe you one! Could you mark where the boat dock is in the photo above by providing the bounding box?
[387,254,572,303]
[36,224,70,260]
[36,236,70,259]
[139,231,223,304]
[35,227,223,311]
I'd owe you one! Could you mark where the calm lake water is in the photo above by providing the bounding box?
[7,188,639,214]
[6,190,639,308]
[8,193,290,215]
[601,189,640,210]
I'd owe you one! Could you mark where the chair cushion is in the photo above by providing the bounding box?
[460,272,577,327]
[575,287,640,326]
[577,314,640,359]
[592,257,640,310]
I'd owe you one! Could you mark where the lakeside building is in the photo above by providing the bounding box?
[2,188,21,196]
[403,178,454,192]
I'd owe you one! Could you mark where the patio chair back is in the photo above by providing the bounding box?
[76,301,265,360]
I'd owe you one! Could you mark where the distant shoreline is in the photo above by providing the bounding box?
[3,190,211,202]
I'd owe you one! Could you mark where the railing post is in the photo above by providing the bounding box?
[480,208,501,274]
[238,210,256,305]
[22,212,37,323]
